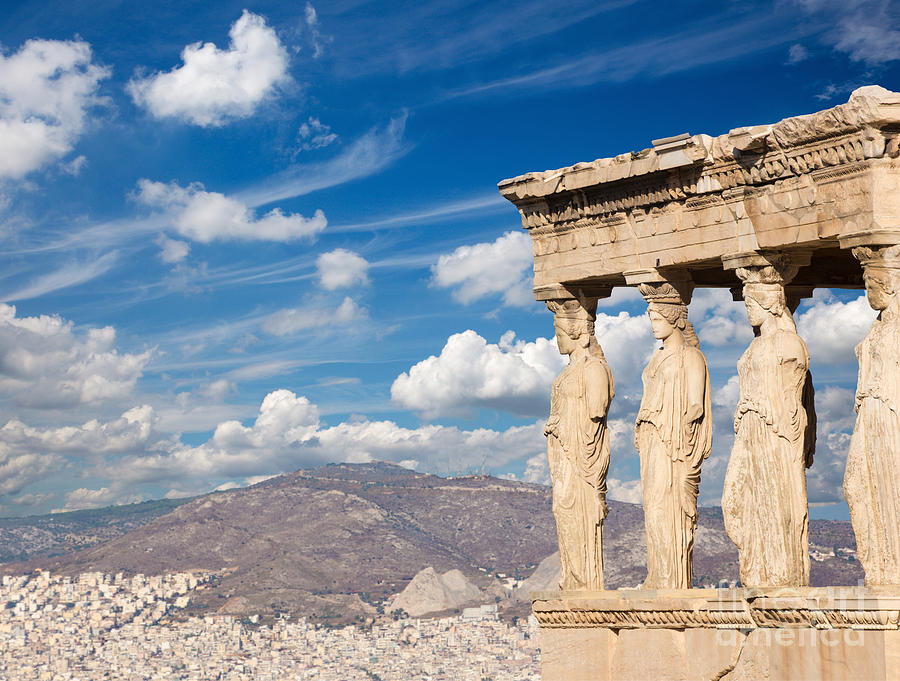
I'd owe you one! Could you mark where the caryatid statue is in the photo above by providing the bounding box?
[635,281,712,590]
[722,257,816,587]
[544,293,615,591]
[845,245,900,586]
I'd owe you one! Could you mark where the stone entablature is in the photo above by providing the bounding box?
[498,86,900,299]
[531,588,900,630]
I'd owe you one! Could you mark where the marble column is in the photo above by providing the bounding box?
[721,253,816,587]
[844,244,900,586]
[626,271,712,589]
[544,290,614,591]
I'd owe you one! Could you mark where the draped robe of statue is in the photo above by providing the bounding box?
[722,327,815,587]
[545,351,614,591]
[845,306,900,584]
[636,342,712,589]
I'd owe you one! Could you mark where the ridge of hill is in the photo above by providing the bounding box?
[0,462,862,624]
[0,497,193,564]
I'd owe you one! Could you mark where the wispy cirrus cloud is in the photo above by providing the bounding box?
[4,116,410,259]
[237,113,410,208]
[445,10,822,100]
[328,0,639,76]
[1,251,119,301]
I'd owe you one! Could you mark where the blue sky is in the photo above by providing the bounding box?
[0,0,897,518]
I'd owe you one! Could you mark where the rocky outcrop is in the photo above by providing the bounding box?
[389,567,482,617]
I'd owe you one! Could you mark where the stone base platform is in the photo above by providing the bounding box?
[532,587,900,681]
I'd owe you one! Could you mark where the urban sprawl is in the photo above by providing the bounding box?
[0,571,541,680]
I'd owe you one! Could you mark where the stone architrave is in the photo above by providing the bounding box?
[721,254,816,587]
[633,278,712,589]
[544,292,615,591]
[845,244,900,586]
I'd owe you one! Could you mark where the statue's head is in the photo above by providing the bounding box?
[743,284,786,327]
[638,282,700,347]
[647,304,680,341]
[546,295,597,356]
[854,245,900,312]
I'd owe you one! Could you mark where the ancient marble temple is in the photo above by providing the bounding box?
[499,86,900,681]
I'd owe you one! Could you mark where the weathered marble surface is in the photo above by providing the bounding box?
[498,86,900,299]
[846,245,900,586]
[635,281,711,589]
[533,588,900,681]
[545,294,614,590]
[722,257,815,588]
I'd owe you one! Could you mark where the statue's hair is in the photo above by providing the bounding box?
[648,302,700,348]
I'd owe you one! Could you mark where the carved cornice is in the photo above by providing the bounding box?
[531,588,900,631]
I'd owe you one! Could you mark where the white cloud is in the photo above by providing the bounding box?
[0,38,109,179]
[797,0,900,65]
[592,311,655,397]
[11,491,56,507]
[391,330,564,418]
[0,304,151,409]
[0,390,549,500]
[796,293,875,365]
[0,449,62,497]
[55,484,143,512]
[522,453,549,485]
[691,288,753,348]
[128,10,289,126]
[297,116,338,151]
[305,3,329,58]
[125,390,544,482]
[608,477,642,504]
[393,314,653,419]
[135,179,327,243]
[155,234,190,263]
[431,231,533,307]
[1,405,155,456]
[238,114,409,208]
[262,296,365,336]
[316,249,369,289]
[2,252,119,302]
[787,43,809,63]
[60,154,87,176]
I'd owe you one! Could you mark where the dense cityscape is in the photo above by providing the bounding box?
[0,571,541,680]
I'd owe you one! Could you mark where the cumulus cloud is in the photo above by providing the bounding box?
[262,296,365,336]
[0,37,109,179]
[104,390,545,487]
[0,449,63,497]
[54,484,144,512]
[0,304,151,409]
[691,288,753,348]
[796,292,875,365]
[128,10,289,126]
[316,249,369,289]
[0,388,552,507]
[391,330,564,418]
[393,314,653,419]
[155,234,190,263]
[608,477,642,504]
[297,116,337,151]
[135,179,327,243]
[432,231,533,307]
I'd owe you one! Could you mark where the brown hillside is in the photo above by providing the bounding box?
[3,462,862,623]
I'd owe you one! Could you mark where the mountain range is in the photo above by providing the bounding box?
[0,462,862,624]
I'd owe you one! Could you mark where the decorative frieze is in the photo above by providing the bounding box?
[531,588,900,631]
